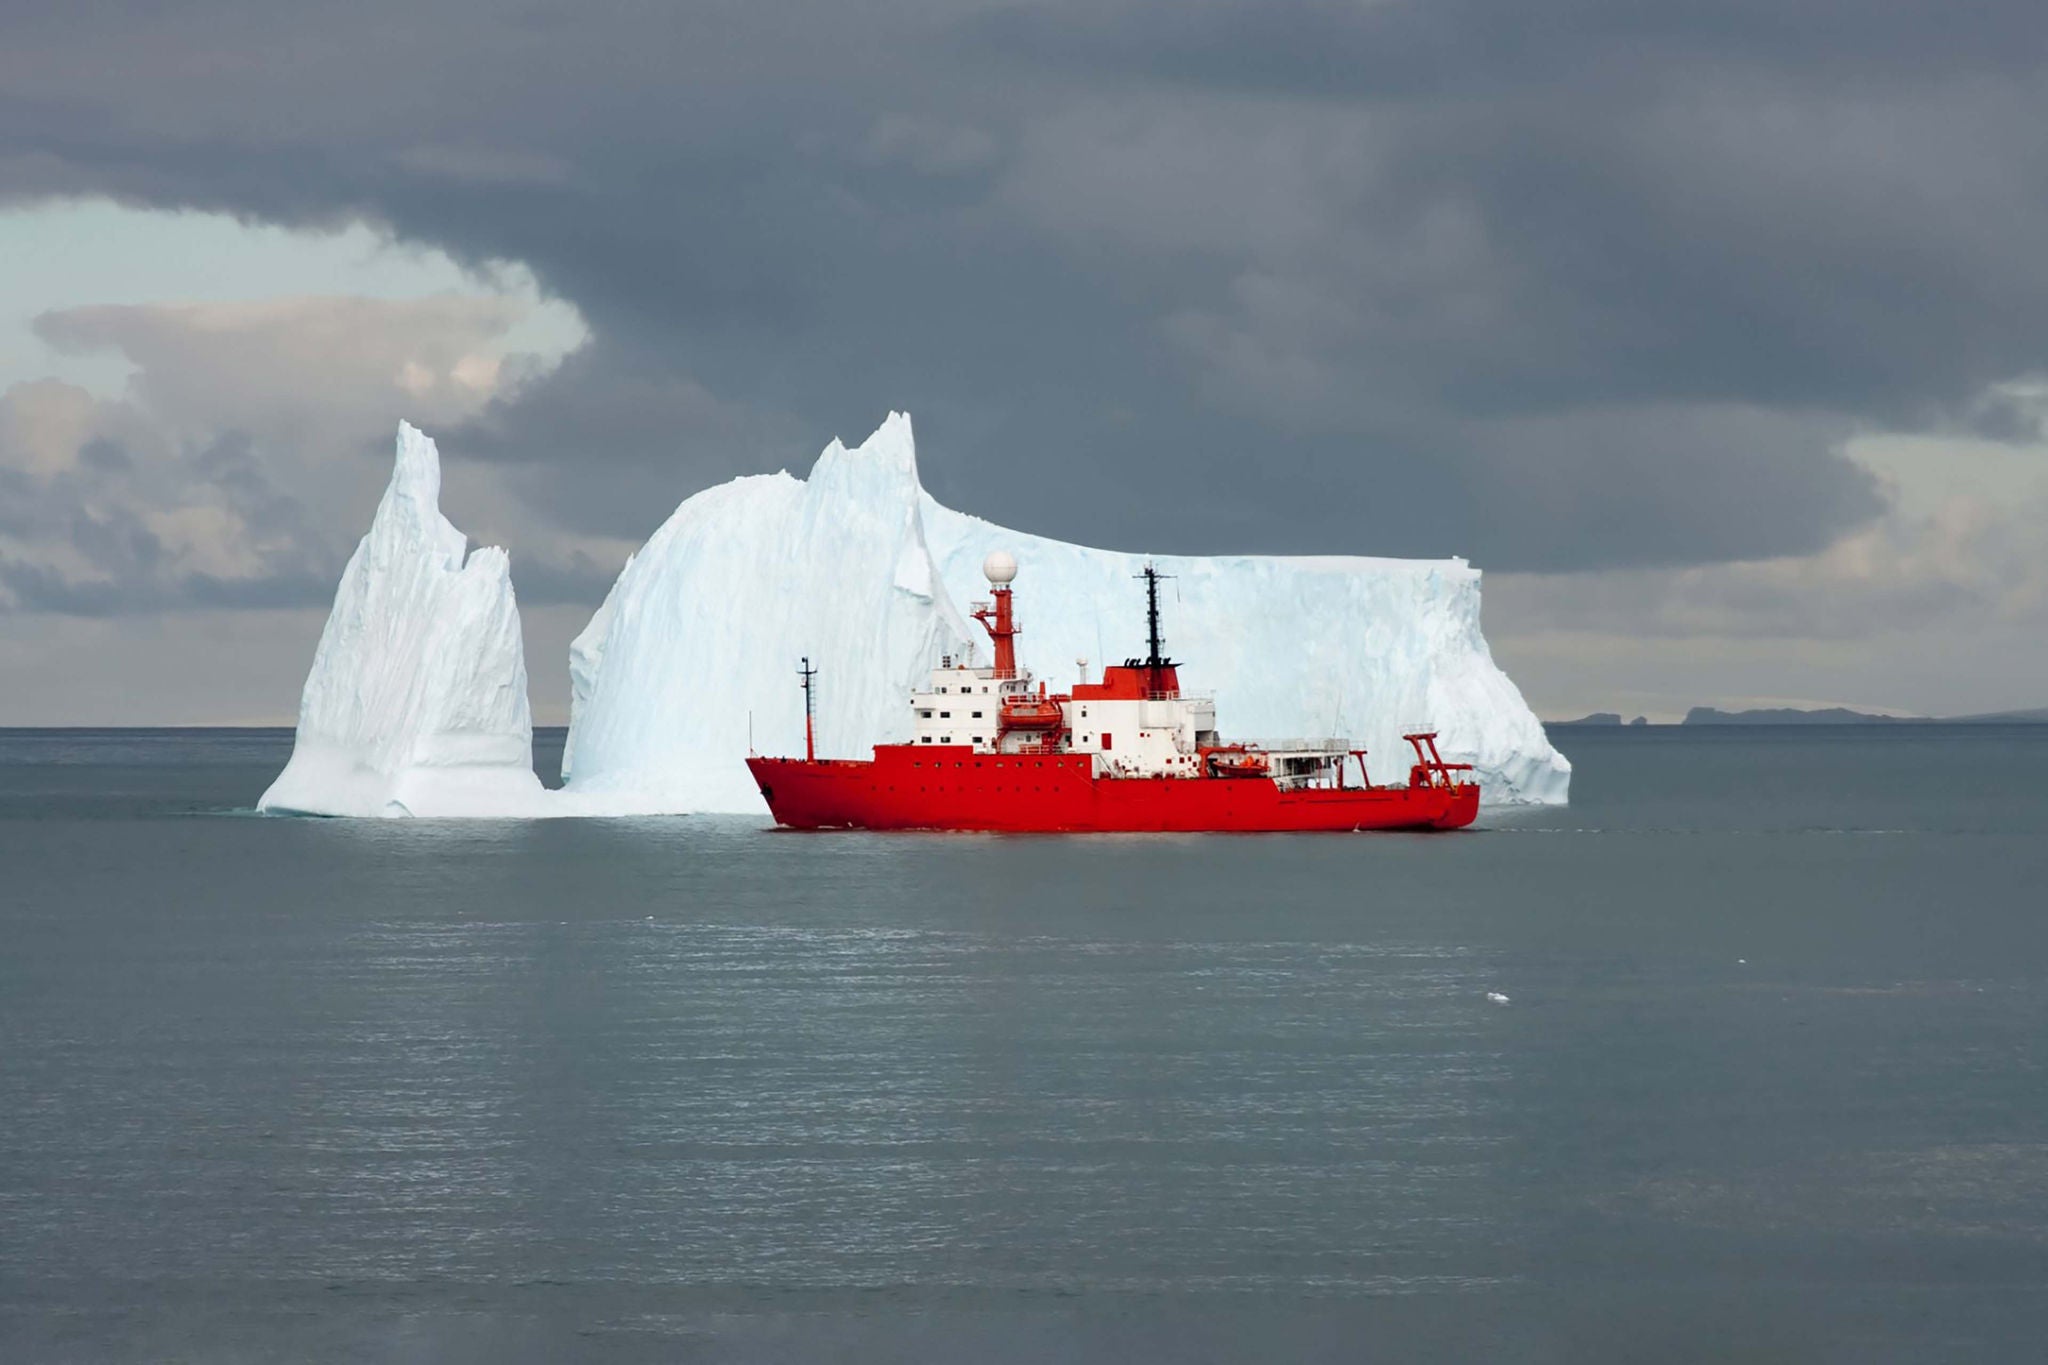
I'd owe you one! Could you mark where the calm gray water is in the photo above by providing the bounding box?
[2,726,2044,1362]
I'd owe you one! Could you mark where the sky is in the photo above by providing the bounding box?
[2,0,2046,723]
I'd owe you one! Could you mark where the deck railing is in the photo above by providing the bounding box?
[1243,737,1352,754]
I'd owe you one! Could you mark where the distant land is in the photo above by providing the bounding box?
[1683,706,1923,725]
[1686,705,2048,724]
[1551,706,2048,726]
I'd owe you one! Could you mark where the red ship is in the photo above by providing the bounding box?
[747,553,1479,833]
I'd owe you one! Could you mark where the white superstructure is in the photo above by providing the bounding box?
[904,553,1349,788]
[908,656,1025,751]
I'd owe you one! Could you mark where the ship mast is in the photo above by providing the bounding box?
[1136,562,1174,694]
[798,655,818,762]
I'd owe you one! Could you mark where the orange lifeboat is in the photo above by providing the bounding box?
[999,690,1064,734]
[1203,745,1271,779]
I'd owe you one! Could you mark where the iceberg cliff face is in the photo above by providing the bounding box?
[564,414,1569,808]
[258,422,546,817]
[561,413,974,813]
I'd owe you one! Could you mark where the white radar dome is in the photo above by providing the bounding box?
[982,550,1018,584]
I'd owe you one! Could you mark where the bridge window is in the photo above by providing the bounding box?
[971,711,983,718]
[940,711,951,718]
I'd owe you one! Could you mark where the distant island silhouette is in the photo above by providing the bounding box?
[1551,706,2048,726]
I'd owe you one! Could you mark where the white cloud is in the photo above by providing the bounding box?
[36,294,535,439]
[0,288,606,619]
[0,201,588,401]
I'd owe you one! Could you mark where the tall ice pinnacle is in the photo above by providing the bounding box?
[258,421,546,817]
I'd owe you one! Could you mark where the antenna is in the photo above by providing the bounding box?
[798,656,818,762]
[1133,562,1175,685]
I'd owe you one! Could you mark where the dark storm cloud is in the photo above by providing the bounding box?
[5,0,2047,572]
[966,0,2048,94]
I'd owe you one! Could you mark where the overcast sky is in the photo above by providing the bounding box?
[4,0,2047,722]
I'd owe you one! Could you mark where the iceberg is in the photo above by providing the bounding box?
[261,412,1567,817]
[560,413,975,813]
[258,422,548,817]
[563,413,1570,808]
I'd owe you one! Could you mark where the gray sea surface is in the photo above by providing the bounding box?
[2,725,2044,1362]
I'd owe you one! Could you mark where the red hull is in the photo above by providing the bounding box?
[747,745,1478,833]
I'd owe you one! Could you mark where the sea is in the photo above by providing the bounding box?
[2,725,2044,1363]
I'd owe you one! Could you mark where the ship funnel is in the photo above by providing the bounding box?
[982,549,1017,585]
